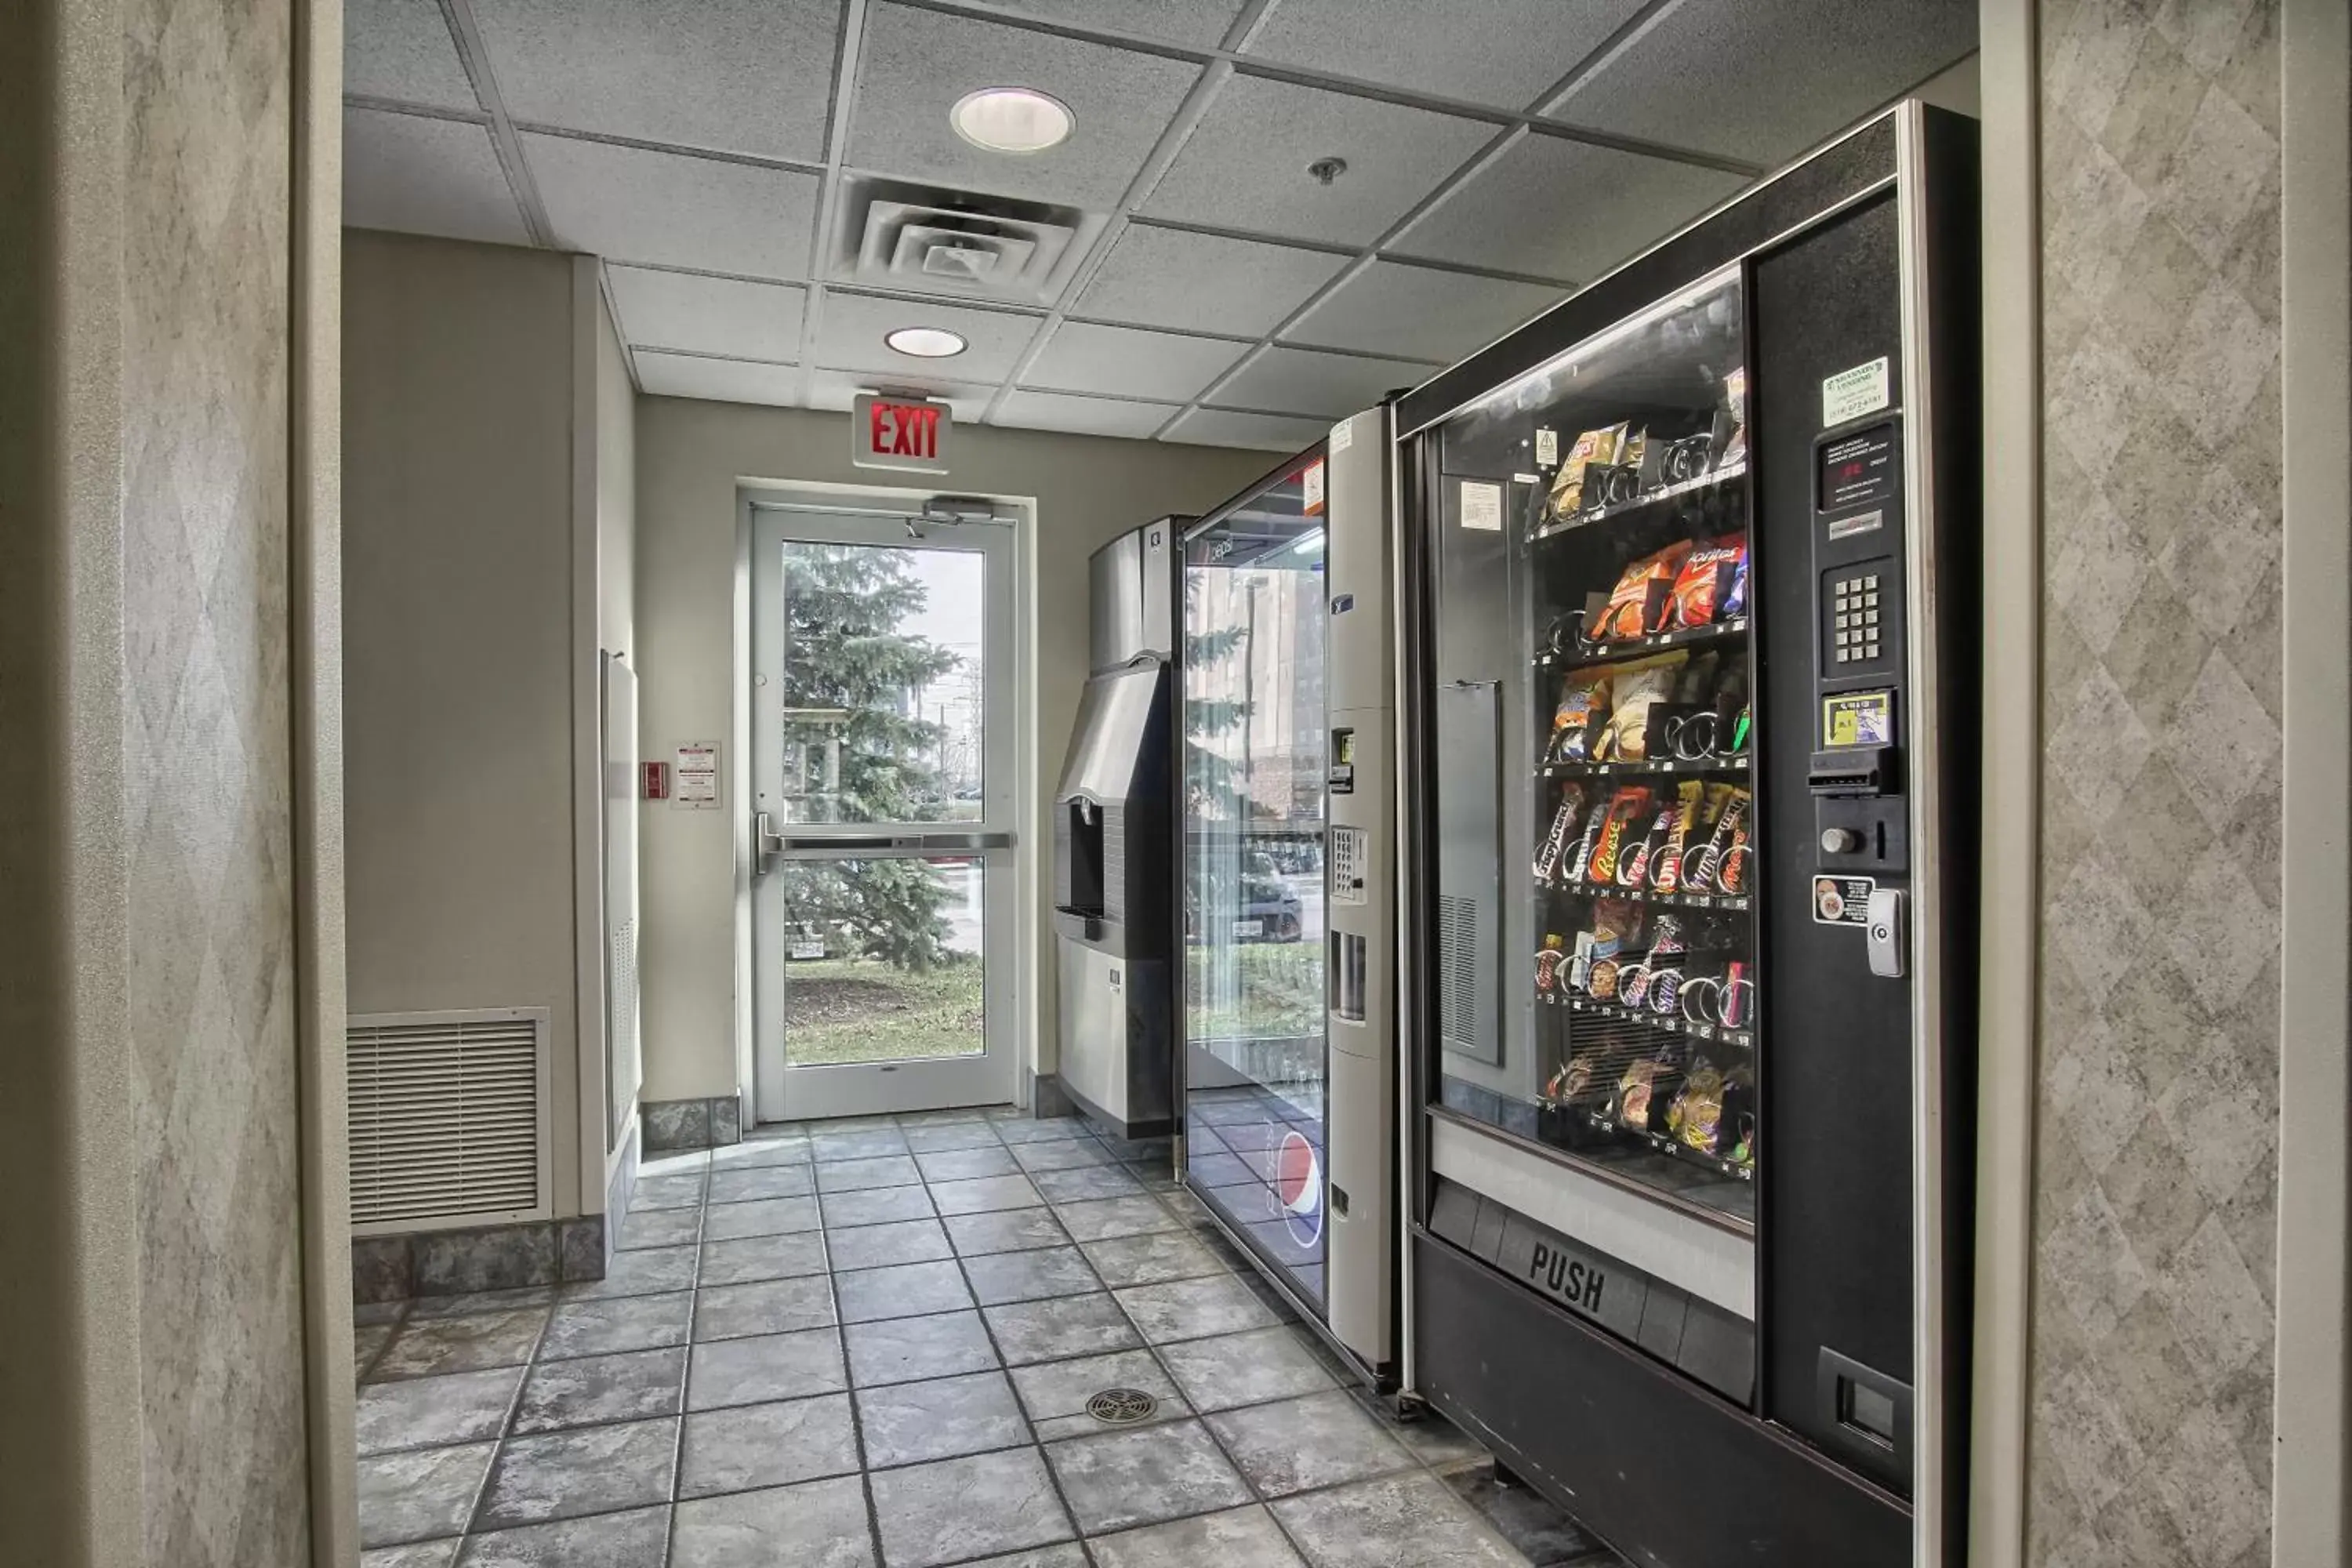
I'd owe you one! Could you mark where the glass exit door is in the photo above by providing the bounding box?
[750,499,1018,1122]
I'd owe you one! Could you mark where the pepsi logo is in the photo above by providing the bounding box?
[1273,1130,1324,1248]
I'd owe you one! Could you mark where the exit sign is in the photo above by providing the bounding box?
[853,393,953,474]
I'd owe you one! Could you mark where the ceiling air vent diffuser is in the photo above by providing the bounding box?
[833,176,1106,305]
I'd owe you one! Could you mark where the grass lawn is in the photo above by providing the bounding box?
[784,956,984,1065]
[1187,939,1323,1042]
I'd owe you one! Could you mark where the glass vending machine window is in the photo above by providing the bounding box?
[1428,269,1759,1228]
[1181,463,1332,1304]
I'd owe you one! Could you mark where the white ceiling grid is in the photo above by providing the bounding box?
[343,0,1976,448]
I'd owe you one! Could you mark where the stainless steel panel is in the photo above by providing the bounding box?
[1056,662,1165,806]
[1056,940,1173,1131]
[1090,530,1146,670]
[1138,516,1174,659]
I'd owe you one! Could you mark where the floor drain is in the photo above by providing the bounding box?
[1087,1388,1158,1425]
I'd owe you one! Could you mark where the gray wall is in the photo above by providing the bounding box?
[343,229,604,1212]
[2027,4,2282,1564]
[4,0,336,1561]
[633,396,1276,1105]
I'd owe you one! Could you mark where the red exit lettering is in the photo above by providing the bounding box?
[870,401,940,459]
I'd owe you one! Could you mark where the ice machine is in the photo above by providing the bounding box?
[1053,518,1181,1138]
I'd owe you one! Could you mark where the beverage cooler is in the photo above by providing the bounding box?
[1392,106,1977,1566]
[1177,421,1398,1377]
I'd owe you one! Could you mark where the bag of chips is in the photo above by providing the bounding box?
[1597,652,1687,760]
[1548,423,1627,517]
[1548,670,1612,762]
[1616,1054,1682,1133]
[1590,541,1693,642]
[1665,533,1748,629]
[1668,1060,1727,1152]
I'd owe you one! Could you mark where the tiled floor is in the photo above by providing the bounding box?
[355,1108,1624,1568]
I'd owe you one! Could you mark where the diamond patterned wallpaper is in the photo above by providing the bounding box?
[2030,2,2281,1565]
[122,0,310,1560]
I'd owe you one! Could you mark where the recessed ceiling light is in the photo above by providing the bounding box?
[885,326,968,359]
[950,87,1074,154]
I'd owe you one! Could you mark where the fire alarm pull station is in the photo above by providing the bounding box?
[644,761,670,800]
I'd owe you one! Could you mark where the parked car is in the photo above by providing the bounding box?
[1183,851,1305,944]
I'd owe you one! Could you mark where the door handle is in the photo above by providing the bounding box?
[754,811,784,875]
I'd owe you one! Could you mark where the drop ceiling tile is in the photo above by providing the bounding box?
[811,293,1043,381]
[346,0,478,110]
[524,132,820,279]
[636,351,801,406]
[1544,0,1976,165]
[472,0,841,163]
[1390,129,1743,285]
[806,369,996,419]
[989,0,1244,49]
[1208,344,1432,419]
[344,108,530,244]
[1072,224,1349,337]
[848,3,1202,210]
[608,267,808,361]
[1284,259,1559,364]
[1162,408,1330,452]
[1243,0,1646,111]
[995,390,1180,440]
[1024,322,1247,401]
[1144,74,1494,246]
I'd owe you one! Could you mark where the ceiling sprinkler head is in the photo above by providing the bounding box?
[1307,157,1348,187]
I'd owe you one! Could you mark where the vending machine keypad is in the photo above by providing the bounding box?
[1828,573,1882,663]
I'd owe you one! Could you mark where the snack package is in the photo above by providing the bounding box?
[1590,541,1694,642]
[1619,800,1676,891]
[1597,652,1688,760]
[1548,423,1628,517]
[1546,1051,1602,1103]
[1532,782,1591,884]
[1722,541,1751,619]
[1720,369,1748,465]
[1668,1060,1726,1152]
[1650,780,1708,894]
[1548,670,1613,762]
[1563,798,1609,884]
[1621,913,1685,1007]
[1577,899,1639,1000]
[1585,786,1653,886]
[1616,1054,1682,1132]
[1665,534,1749,629]
[1685,786,1751,894]
[1534,934,1567,993]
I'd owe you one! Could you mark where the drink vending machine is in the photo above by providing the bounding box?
[1391,103,1979,1567]
[1175,419,1400,1377]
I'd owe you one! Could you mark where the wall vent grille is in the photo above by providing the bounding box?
[1437,895,1479,1053]
[347,1008,550,1232]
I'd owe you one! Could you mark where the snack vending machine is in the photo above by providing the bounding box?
[1177,422,1399,1376]
[1393,105,1976,1566]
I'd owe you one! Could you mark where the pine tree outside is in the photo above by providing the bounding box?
[779,540,986,1065]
